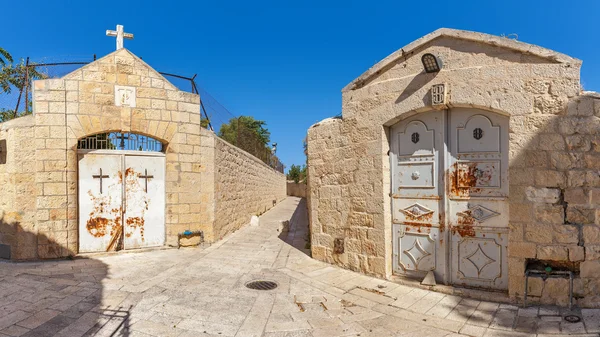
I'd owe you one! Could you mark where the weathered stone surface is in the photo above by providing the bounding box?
[536,246,568,261]
[584,225,600,244]
[581,260,600,278]
[567,206,595,224]
[565,188,589,204]
[569,246,585,262]
[525,187,560,203]
[534,205,564,224]
[508,242,536,258]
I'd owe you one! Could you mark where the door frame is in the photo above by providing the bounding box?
[76,149,167,253]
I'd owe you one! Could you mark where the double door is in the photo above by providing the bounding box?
[78,152,165,253]
[391,108,508,289]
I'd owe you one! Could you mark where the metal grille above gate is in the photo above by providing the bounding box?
[77,132,163,152]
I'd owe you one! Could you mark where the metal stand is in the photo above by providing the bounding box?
[524,269,574,309]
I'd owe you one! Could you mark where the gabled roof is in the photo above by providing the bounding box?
[62,48,178,91]
[343,28,581,92]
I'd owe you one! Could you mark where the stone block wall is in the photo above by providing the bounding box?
[307,28,600,306]
[510,93,600,306]
[213,137,286,240]
[0,116,36,259]
[287,181,307,198]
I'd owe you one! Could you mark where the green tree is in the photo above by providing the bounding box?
[287,164,306,183]
[1,58,47,95]
[0,48,48,121]
[287,164,302,183]
[0,47,13,67]
[218,116,270,146]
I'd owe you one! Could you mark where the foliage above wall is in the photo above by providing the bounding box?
[0,47,47,122]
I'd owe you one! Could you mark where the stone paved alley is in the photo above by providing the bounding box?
[1,197,600,337]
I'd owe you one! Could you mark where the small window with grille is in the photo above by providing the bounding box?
[77,132,164,152]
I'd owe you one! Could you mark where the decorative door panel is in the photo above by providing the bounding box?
[448,200,508,228]
[392,199,439,225]
[451,229,508,290]
[391,108,509,290]
[393,224,443,275]
[78,154,123,253]
[391,112,446,282]
[123,155,165,249]
[448,109,508,199]
[392,113,444,199]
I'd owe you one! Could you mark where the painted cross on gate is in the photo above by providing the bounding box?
[139,169,154,193]
[92,168,109,194]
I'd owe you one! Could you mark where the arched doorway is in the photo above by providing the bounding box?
[77,132,166,253]
[390,108,509,290]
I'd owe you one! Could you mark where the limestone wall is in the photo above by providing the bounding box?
[307,28,600,306]
[287,181,307,198]
[29,49,204,258]
[0,116,36,259]
[213,137,286,240]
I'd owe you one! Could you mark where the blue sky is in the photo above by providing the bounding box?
[3,0,600,171]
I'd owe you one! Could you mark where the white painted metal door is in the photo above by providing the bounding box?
[123,155,165,249]
[78,152,165,253]
[391,112,447,281]
[448,108,509,290]
[391,108,508,290]
[78,154,124,253]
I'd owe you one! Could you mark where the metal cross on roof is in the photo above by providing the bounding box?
[106,24,134,50]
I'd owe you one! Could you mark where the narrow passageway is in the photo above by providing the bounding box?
[0,197,596,336]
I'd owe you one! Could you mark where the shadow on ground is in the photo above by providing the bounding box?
[0,215,130,336]
[278,197,311,257]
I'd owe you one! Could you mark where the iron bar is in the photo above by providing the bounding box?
[24,57,30,114]
[13,57,29,117]
[523,269,574,309]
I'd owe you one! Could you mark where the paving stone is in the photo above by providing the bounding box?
[517,307,539,317]
[459,323,487,337]
[0,311,31,331]
[537,321,560,334]
[310,322,366,337]
[514,316,537,333]
[16,309,60,329]
[0,325,30,337]
[488,309,516,331]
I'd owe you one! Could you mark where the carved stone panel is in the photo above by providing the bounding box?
[115,85,136,107]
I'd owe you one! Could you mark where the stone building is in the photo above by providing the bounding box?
[0,48,286,260]
[307,28,600,306]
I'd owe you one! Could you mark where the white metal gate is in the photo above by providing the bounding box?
[391,108,509,290]
[78,152,165,253]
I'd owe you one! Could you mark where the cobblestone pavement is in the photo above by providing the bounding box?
[1,197,599,337]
